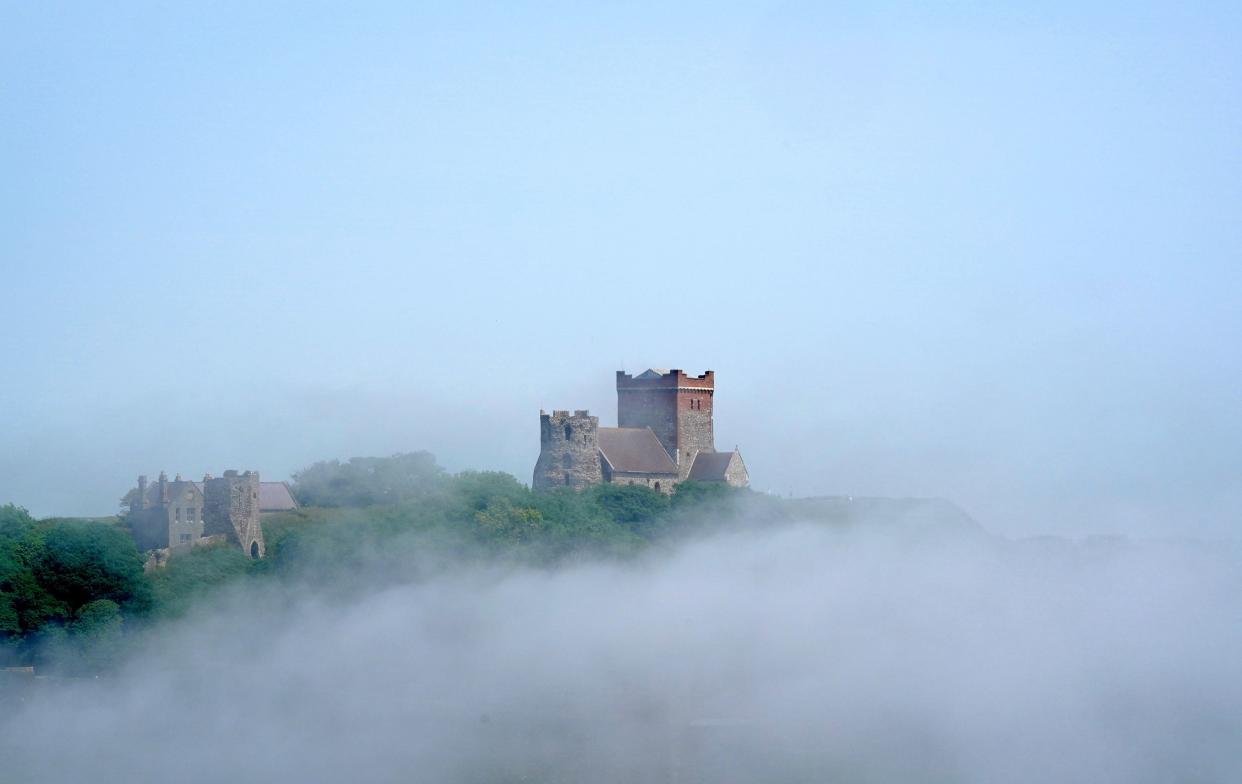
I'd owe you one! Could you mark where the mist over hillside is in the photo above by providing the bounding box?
[3,4,1240,780]
[4,506,1239,784]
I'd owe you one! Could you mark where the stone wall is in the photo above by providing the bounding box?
[533,410,604,490]
[616,386,678,462]
[126,473,205,550]
[608,472,678,494]
[203,470,265,558]
[166,481,205,547]
[675,391,715,480]
[723,452,749,488]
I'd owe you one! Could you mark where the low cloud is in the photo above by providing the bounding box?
[3,521,1240,783]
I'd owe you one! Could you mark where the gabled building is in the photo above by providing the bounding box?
[128,473,205,551]
[126,469,267,558]
[598,426,680,492]
[533,369,749,493]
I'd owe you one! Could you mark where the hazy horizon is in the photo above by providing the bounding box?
[3,3,1240,538]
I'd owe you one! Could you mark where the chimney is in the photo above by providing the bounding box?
[137,475,148,510]
[158,471,168,504]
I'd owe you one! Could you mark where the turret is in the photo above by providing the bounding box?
[533,410,603,490]
[203,469,265,559]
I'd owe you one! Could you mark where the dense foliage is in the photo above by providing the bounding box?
[0,505,149,671]
[290,452,446,507]
[1,453,976,675]
[0,457,764,673]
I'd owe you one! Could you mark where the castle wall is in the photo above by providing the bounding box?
[607,472,678,494]
[203,471,265,558]
[533,410,604,490]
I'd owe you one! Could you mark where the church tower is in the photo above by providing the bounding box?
[616,369,715,480]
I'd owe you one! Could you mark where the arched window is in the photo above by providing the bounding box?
[562,453,574,469]
[564,424,572,441]
[250,541,260,559]
[654,482,661,492]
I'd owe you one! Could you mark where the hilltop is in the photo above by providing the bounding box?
[0,452,979,675]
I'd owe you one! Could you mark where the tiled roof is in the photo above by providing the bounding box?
[598,427,678,475]
[258,482,299,511]
[169,480,298,511]
[688,451,738,481]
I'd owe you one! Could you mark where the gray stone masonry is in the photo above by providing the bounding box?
[533,410,604,490]
[203,470,266,558]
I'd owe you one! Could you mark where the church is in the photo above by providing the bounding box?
[533,369,748,493]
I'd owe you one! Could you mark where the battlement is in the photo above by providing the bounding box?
[533,367,746,492]
[616,369,715,390]
[540,409,599,445]
[534,407,603,489]
[540,409,595,420]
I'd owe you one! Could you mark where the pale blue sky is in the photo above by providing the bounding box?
[2,2,1239,535]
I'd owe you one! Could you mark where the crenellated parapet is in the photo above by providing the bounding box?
[615,368,715,391]
[532,367,746,492]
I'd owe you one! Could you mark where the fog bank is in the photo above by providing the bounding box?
[3,522,1240,783]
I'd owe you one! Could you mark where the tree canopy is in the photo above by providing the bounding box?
[1,453,774,672]
[290,451,446,507]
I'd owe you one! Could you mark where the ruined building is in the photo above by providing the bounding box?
[533,369,749,492]
[126,470,283,558]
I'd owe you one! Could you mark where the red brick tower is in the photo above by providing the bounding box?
[616,369,715,479]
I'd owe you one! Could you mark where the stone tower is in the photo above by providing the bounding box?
[203,470,266,558]
[533,410,604,490]
[616,369,716,480]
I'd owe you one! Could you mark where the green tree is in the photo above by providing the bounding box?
[34,522,150,615]
[588,484,670,527]
[0,505,60,663]
[148,542,255,620]
[450,471,531,515]
[291,452,447,507]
